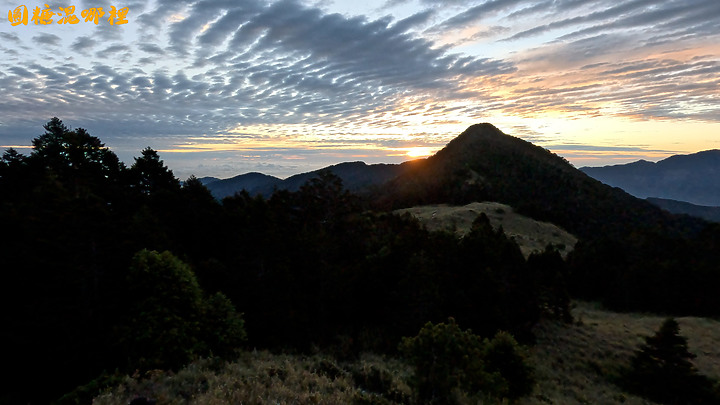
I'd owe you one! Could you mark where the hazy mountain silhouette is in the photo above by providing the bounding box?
[647,197,720,223]
[580,150,720,206]
[203,161,411,199]
[201,172,282,198]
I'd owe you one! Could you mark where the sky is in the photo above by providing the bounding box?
[1,0,719,179]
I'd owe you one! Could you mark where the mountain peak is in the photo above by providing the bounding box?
[430,123,571,174]
[463,122,505,135]
[376,122,698,241]
[434,123,511,158]
[450,123,508,146]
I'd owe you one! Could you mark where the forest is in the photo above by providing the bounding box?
[2,118,719,404]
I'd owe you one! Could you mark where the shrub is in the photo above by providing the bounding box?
[201,291,247,358]
[123,249,205,370]
[399,318,533,404]
[483,331,534,400]
[121,250,246,371]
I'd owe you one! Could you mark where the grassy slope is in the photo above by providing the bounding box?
[521,302,720,405]
[395,202,578,258]
[93,303,720,405]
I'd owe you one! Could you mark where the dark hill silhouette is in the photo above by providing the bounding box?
[204,161,411,199]
[203,172,282,198]
[581,150,720,206]
[647,197,720,223]
[198,176,221,185]
[280,161,408,194]
[372,123,706,241]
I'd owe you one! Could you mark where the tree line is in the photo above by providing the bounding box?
[0,119,570,403]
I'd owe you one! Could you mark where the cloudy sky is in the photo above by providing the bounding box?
[2,0,719,179]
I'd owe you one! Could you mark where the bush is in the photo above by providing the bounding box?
[123,249,205,370]
[399,318,533,404]
[121,250,246,371]
[201,292,247,358]
[483,331,534,400]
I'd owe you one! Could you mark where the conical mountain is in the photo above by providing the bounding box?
[375,123,705,241]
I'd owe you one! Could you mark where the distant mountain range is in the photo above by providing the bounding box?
[200,123,710,240]
[580,150,720,206]
[200,161,410,199]
[645,198,720,223]
[203,141,720,212]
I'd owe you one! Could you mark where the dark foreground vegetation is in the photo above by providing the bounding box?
[90,303,720,405]
[0,119,566,403]
[2,119,720,404]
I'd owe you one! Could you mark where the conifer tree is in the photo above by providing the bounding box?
[625,318,720,404]
[129,147,180,194]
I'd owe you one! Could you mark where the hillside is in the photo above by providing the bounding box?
[581,150,720,206]
[370,124,720,316]
[395,202,577,258]
[92,302,720,405]
[521,302,720,404]
[373,123,706,242]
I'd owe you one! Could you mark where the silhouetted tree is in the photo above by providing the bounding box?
[447,213,535,338]
[129,147,180,195]
[624,318,720,404]
[28,118,124,198]
[527,246,573,323]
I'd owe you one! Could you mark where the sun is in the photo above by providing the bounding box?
[405,147,435,158]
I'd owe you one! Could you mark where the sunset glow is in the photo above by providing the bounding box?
[1,0,719,179]
[405,147,436,158]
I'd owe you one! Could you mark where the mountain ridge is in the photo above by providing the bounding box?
[647,197,720,223]
[201,123,711,239]
[201,172,282,197]
[581,150,720,206]
[370,123,710,242]
[204,160,414,199]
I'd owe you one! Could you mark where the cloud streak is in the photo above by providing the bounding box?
[2,0,513,135]
[1,0,719,177]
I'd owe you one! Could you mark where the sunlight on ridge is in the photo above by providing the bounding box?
[404,147,436,158]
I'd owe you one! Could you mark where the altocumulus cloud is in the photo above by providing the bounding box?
[0,0,514,148]
[0,0,719,175]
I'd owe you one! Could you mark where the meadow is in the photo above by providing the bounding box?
[92,302,720,404]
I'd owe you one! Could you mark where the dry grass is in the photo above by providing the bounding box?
[92,351,412,405]
[519,302,720,404]
[93,303,720,404]
[395,202,577,258]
